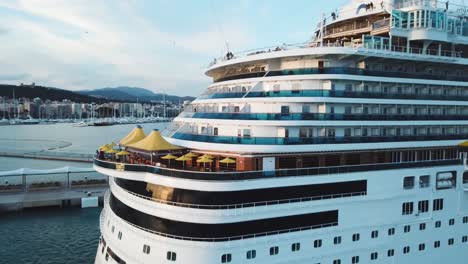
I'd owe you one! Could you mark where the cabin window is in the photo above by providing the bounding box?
[334,236,342,244]
[143,245,150,254]
[352,233,360,241]
[269,246,279,255]
[419,243,425,251]
[313,239,322,248]
[433,198,444,211]
[243,129,251,138]
[352,256,360,264]
[403,176,415,189]
[403,246,410,254]
[166,251,176,261]
[221,254,232,263]
[246,250,256,259]
[419,175,430,188]
[418,200,429,213]
[291,243,300,252]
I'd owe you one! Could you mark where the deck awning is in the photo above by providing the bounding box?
[127,129,182,152]
[459,141,468,147]
[120,125,146,146]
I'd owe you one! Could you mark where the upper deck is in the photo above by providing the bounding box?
[206,0,468,77]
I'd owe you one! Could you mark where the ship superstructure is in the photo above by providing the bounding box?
[95,0,468,263]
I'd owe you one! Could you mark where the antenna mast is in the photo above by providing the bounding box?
[320,13,325,47]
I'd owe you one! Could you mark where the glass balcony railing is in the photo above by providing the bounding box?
[214,67,468,83]
[199,88,467,101]
[182,112,468,121]
[94,158,461,181]
[172,133,468,145]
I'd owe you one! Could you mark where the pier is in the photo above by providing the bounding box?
[0,151,93,163]
[0,166,107,212]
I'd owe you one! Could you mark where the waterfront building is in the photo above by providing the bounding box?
[93,0,467,262]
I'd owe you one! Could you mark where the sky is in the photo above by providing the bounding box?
[0,0,348,96]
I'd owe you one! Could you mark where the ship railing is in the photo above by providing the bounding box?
[208,42,308,67]
[208,41,464,68]
[394,0,467,12]
[178,112,468,121]
[110,179,366,210]
[210,66,468,84]
[104,199,338,242]
[372,18,390,30]
[171,133,468,146]
[198,87,468,101]
[94,157,462,181]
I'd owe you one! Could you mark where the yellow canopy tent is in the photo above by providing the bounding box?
[99,144,111,151]
[127,129,182,152]
[199,154,214,159]
[459,141,468,147]
[176,155,192,161]
[120,125,146,146]
[184,152,199,158]
[219,157,236,164]
[116,150,131,156]
[197,156,213,164]
[176,155,192,168]
[161,154,178,160]
[219,157,236,171]
[161,153,177,167]
[106,148,118,154]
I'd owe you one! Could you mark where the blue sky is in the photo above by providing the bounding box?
[0,0,347,96]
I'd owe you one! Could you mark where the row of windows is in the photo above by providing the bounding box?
[107,215,468,263]
[110,221,178,261]
[190,125,468,139]
[206,81,468,97]
[222,236,468,263]
[403,175,430,189]
[402,199,443,215]
[189,103,468,116]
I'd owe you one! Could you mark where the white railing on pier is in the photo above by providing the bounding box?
[0,166,108,194]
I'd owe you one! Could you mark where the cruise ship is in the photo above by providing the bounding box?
[94,0,468,263]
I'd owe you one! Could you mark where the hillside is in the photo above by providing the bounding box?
[0,84,108,103]
[79,86,195,103]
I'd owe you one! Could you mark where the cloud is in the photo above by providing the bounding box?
[0,73,30,81]
[0,0,258,96]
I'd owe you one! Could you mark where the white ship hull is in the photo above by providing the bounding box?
[94,0,468,262]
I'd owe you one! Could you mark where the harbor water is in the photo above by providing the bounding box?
[0,207,101,264]
[0,122,168,263]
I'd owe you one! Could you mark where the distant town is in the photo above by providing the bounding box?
[0,83,193,125]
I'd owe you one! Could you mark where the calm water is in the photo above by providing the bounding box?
[0,123,168,263]
[0,122,167,170]
[0,207,101,264]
